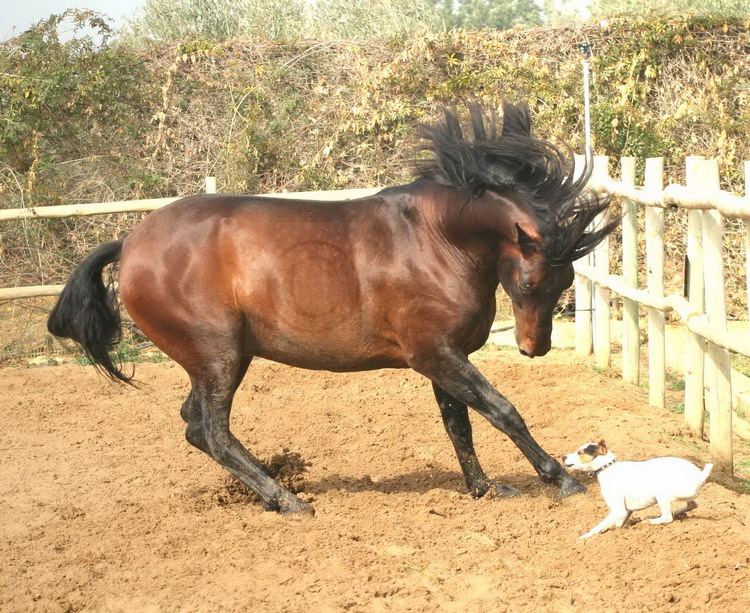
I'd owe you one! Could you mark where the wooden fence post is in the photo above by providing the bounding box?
[593,156,611,369]
[684,156,706,438]
[575,154,593,356]
[701,159,733,475]
[645,158,665,408]
[621,157,639,384]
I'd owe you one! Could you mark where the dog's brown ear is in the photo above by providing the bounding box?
[597,440,607,455]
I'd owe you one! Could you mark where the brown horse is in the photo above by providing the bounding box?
[48,101,615,515]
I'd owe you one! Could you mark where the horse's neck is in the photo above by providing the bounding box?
[414,183,538,255]
[469,190,541,242]
[402,183,502,283]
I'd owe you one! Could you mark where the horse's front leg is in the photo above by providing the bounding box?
[433,383,521,498]
[413,348,585,499]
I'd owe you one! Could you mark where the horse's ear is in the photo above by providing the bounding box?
[597,440,608,455]
[501,100,532,137]
[515,223,540,257]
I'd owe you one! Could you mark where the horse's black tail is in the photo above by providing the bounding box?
[48,239,133,384]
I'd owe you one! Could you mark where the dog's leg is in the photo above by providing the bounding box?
[649,497,675,524]
[615,510,632,528]
[673,499,698,517]
[580,503,629,538]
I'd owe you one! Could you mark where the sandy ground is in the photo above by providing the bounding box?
[1,349,749,612]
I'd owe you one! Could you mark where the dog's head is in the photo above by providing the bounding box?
[562,440,610,473]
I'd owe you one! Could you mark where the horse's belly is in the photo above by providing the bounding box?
[252,344,408,372]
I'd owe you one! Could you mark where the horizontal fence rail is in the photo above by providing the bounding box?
[0,285,66,301]
[0,197,179,222]
[573,264,750,357]
[592,180,750,217]
[0,182,382,300]
[575,156,750,476]
[0,187,382,222]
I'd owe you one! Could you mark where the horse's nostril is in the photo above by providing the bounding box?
[519,347,531,358]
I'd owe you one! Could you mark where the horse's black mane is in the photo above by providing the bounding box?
[415,101,617,264]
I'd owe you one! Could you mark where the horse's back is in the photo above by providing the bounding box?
[117,193,415,371]
[120,193,401,305]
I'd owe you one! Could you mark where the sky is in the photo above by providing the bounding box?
[0,1,595,42]
[0,1,145,41]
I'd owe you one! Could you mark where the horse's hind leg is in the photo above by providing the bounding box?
[433,384,520,498]
[185,355,313,515]
[180,356,252,424]
[180,391,197,423]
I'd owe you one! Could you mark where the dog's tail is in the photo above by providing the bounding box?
[700,463,713,486]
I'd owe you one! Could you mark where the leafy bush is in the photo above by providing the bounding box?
[2,14,750,360]
[126,0,308,42]
[311,0,446,39]
[0,10,155,206]
[126,0,445,42]
[432,0,542,30]
[591,0,749,19]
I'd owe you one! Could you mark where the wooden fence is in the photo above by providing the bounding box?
[575,155,750,476]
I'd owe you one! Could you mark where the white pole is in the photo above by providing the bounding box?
[645,158,666,409]
[593,156,611,369]
[701,160,733,475]
[621,157,639,384]
[578,42,594,167]
[583,57,592,163]
[575,43,595,357]
[684,156,706,438]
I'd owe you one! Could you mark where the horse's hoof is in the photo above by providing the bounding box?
[478,481,522,499]
[555,476,586,500]
[278,498,315,517]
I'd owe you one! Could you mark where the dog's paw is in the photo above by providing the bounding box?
[649,516,673,525]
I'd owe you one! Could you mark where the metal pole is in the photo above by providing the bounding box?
[577,42,595,351]
[578,42,593,164]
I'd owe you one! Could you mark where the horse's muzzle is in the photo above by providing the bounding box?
[517,341,550,358]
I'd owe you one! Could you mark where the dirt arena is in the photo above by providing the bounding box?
[2,349,749,612]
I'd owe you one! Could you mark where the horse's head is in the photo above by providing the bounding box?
[497,222,574,358]
[415,100,617,358]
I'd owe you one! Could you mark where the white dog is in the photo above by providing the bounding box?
[562,440,712,539]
